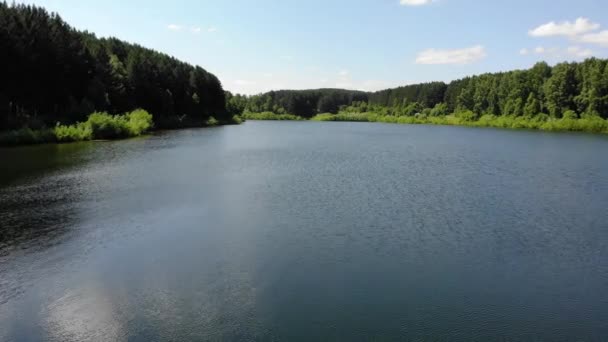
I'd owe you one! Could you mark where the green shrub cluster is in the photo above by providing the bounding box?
[206,116,220,126]
[310,111,608,134]
[312,113,372,122]
[1,109,154,146]
[229,115,243,125]
[241,112,303,121]
[56,109,154,141]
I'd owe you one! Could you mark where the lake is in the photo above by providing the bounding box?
[1,121,608,341]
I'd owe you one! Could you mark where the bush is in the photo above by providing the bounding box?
[242,112,303,120]
[87,112,130,139]
[54,122,92,142]
[206,116,219,126]
[312,109,608,135]
[53,109,153,142]
[126,109,154,135]
[231,115,243,124]
[430,103,448,117]
[312,113,371,122]
[454,110,478,122]
[0,127,56,145]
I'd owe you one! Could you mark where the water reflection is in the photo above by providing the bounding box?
[1,123,607,341]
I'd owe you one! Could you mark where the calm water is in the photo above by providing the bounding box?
[1,121,608,341]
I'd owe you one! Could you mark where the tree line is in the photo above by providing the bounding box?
[229,89,368,118]
[236,59,608,121]
[0,2,229,131]
[3,2,607,133]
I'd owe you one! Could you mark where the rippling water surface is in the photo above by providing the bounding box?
[1,121,607,341]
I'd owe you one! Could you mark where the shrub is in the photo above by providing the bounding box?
[206,116,219,126]
[126,109,154,135]
[55,109,153,142]
[454,110,478,122]
[54,122,93,142]
[430,103,448,117]
[87,112,130,139]
[231,115,243,124]
[0,127,56,145]
[242,112,303,120]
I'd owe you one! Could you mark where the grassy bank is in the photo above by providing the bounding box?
[241,112,304,121]
[311,111,608,134]
[0,109,154,146]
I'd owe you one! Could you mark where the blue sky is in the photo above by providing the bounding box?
[20,0,608,94]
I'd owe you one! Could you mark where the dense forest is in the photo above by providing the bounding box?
[2,2,608,138]
[0,2,229,132]
[230,89,368,118]
[238,59,608,122]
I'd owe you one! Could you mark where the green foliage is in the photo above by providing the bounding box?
[244,89,368,119]
[206,116,219,126]
[55,109,153,141]
[54,122,93,142]
[454,110,478,121]
[0,109,155,145]
[230,115,243,124]
[125,109,154,135]
[430,103,449,117]
[0,2,227,131]
[312,113,372,122]
[0,128,56,146]
[524,94,541,117]
[87,112,130,139]
[241,112,303,121]
[310,110,608,134]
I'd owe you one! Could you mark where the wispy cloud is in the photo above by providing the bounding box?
[234,80,257,86]
[415,45,486,65]
[168,24,217,35]
[522,45,594,59]
[529,17,599,37]
[399,0,434,6]
[566,46,594,57]
[576,30,608,47]
[528,17,605,51]
[338,70,350,76]
[167,24,183,31]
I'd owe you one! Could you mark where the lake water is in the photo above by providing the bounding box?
[1,121,608,341]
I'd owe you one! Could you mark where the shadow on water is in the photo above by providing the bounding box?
[0,142,96,186]
[0,142,97,255]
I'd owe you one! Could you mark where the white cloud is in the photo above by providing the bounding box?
[415,45,487,65]
[529,17,600,37]
[526,45,594,59]
[399,0,433,6]
[566,46,594,57]
[167,24,182,31]
[191,27,201,34]
[338,70,350,76]
[576,30,608,47]
[519,48,529,55]
[207,27,218,33]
